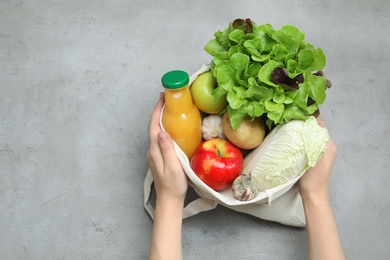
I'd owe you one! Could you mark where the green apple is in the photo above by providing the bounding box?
[191,71,228,114]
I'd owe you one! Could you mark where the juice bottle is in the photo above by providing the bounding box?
[161,70,202,159]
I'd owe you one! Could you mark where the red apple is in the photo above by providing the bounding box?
[190,138,243,191]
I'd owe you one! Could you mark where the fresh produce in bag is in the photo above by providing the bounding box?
[145,18,334,226]
[188,18,332,199]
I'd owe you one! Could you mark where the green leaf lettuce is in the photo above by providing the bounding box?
[204,19,329,129]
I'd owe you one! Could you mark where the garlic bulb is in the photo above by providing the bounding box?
[201,115,226,140]
[232,174,256,201]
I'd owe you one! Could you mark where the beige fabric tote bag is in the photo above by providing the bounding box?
[144,65,306,227]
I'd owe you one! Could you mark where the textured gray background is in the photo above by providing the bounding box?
[1,0,389,259]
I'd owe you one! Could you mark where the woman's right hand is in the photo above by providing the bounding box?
[299,116,338,202]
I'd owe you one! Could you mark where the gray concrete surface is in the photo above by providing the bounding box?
[1,0,389,259]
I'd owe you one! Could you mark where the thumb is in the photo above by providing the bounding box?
[157,131,179,165]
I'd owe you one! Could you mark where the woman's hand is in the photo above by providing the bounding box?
[299,116,338,202]
[147,92,188,206]
[147,93,187,260]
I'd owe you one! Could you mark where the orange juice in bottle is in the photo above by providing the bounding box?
[161,70,202,159]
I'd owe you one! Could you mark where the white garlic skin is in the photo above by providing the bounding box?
[201,114,226,140]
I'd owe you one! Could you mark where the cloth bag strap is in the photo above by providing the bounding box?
[143,169,218,220]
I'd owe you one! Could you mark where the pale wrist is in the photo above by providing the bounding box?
[301,191,331,209]
[300,186,329,202]
[156,196,185,212]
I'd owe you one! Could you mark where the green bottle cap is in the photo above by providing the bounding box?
[161,70,189,89]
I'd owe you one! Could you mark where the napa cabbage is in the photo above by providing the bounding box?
[232,116,329,201]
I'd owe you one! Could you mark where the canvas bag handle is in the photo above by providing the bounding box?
[143,169,218,219]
